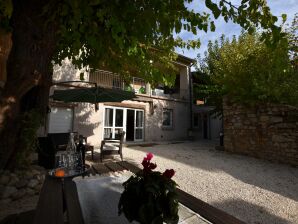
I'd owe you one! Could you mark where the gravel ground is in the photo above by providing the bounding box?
[1,141,297,224]
[120,141,298,224]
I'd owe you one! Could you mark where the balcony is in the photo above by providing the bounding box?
[89,70,188,100]
[90,70,146,94]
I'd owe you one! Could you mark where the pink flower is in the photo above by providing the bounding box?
[148,162,157,170]
[142,153,156,172]
[145,153,153,161]
[163,169,175,179]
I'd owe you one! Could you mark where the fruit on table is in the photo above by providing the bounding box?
[55,169,65,177]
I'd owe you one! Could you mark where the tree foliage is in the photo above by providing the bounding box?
[285,13,298,64]
[196,25,298,113]
[0,0,286,85]
[0,0,289,169]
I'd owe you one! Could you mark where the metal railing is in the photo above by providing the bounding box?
[90,70,124,90]
[151,88,189,100]
[89,70,188,100]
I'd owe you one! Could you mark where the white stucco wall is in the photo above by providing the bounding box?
[49,58,193,146]
[145,99,190,141]
[179,66,190,100]
[71,98,190,147]
[50,58,90,95]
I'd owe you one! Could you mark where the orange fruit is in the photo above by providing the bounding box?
[55,169,65,177]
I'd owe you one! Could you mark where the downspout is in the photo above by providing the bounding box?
[188,64,194,140]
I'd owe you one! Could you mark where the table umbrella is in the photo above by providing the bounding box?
[50,87,136,103]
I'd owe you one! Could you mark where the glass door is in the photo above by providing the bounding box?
[134,110,144,141]
[104,107,144,141]
[103,108,113,139]
[114,109,124,139]
[103,107,125,139]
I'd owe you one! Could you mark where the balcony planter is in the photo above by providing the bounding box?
[138,86,146,94]
[124,85,134,92]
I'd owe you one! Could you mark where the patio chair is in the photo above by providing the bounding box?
[100,131,125,162]
[48,133,71,151]
[81,135,94,160]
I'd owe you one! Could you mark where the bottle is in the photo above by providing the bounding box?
[66,133,76,152]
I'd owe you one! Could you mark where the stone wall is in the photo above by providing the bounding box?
[223,99,298,166]
[0,165,46,204]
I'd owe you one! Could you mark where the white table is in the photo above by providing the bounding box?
[74,172,211,224]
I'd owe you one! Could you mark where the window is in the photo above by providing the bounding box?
[104,108,114,139]
[162,109,173,128]
[103,107,144,141]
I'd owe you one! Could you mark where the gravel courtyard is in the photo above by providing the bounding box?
[121,141,298,224]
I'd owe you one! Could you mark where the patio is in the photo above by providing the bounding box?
[1,140,297,224]
[88,140,298,224]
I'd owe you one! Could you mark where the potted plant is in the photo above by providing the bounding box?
[118,153,179,224]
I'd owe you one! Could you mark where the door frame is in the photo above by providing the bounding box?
[103,106,145,142]
[134,109,144,142]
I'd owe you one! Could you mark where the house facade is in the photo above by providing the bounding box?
[43,55,221,147]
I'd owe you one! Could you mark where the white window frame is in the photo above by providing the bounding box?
[134,109,144,142]
[103,106,144,141]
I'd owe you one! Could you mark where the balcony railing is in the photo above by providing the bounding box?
[90,70,147,94]
[90,70,124,90]
[151,88,189,100]
[89,70,188,100]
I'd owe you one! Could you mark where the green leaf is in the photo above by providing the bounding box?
[210,21,216,32]
[205,0,221,19]
[281,14,287,23]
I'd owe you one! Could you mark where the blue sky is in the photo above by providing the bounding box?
[176,0,298,61]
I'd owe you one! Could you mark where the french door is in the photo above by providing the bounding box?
[134,110,144,141]
[103,107,144,141]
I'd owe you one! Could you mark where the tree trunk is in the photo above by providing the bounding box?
[0,0,58,169]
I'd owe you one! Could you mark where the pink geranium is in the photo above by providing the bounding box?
[119,152,179,224]
[141,152,156,172]
[145,152,153,161]
[163,169,175,179]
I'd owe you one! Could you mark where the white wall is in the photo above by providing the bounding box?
[50,58,90,95]
[179,66,189,99]
[49,58,193,146]
[71,98,191,147]
[145,99,190,141]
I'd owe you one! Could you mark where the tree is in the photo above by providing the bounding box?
[0,0,285,169]
[195,27,298,115]
[285,13,298,68]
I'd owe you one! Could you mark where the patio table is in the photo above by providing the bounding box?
[73,171,212,224]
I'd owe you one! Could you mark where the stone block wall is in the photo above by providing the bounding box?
[0,165,46,204]
[223,99,298,166]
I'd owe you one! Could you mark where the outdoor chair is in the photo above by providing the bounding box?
[81,135,94,160]
[47,133,71,151]
[100,131,125,162]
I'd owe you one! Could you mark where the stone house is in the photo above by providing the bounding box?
[42,54,221,147]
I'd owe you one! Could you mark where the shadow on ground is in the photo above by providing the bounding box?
[85,144,298,224]
[121,141,298,202]
[214,199,294,224]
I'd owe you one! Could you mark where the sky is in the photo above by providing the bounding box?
[175,0,298,61]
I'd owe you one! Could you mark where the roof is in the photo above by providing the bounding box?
[176,53,196,65]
